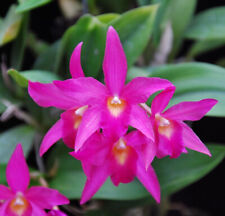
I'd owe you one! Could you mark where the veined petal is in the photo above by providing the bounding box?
[0,200,9,216]
[54,78,107,105]
[122,77,173,104]
[30,202,47,216]
[129,105,154,141]
[75,107,101,152]
[180,122,211,156]
[136,162,160,203]
[6,144,30,193]
[163,99,218,121]
[126,131,156,170]
[0,185,14,200]
[26,186,69,210]
[28,81,77,110]
[151,86,175,115]
[40,119,63,156]
[80,164,109,205]
[69,42,85,78]
[103,26,127,95]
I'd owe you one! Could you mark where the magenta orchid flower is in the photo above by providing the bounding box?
[28,42,89,156]
[0,144,69,216]
[70,131,160,204]
[53,26,173,152]
[150,87,217,158]
[28,26,173,154]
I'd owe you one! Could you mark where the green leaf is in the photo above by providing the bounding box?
[0,125,35,164]
[49,143,225,200]
[61,15,107,77]
[187,39,225,59]
[110,5,158,67]
[0,5,22,46]
[128,63,225,117]
[154,144,225,195]
[0,164,7,184]
[16,0,52,13]
[97,13,120,24]
[33,40,60,72]
[10,13,29,70]
[8,69,61,88]
[186,6,225,40]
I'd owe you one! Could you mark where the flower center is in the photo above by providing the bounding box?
[112,138,130,165]
[107,96,126,117]
[155,114,173,138]
[74,105,88,129]
[9,192,29,216]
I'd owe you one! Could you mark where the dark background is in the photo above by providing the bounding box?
[0,0,224,216]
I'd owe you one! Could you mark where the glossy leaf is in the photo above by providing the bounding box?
[61,15,107,77]
[0,5,22,46]
[97,13,120,24]
[10,13,29,70]
[128,63,225,117]
[110,5,158,67]
[33,40,61,72]
[186,6,225,40]
[16,0,52,13]
[0,125,35,163]
[187,39,225,59]
[49,144,224,200]
[8,69,61,88]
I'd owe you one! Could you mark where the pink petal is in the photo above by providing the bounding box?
[69,42,85,78]
[122,77,173,104]
[28,81,77,110]
[136,162,160,203]
[126,131,156,170]
[0,200,9,215]
[101,105,129,139]
[54,78,107,106]
[61,109,78,149]
[163,99,218,121]
[103,26,127,95]
[180,122,211,156]
[154,118,184,158]
[47,209,67,216]
[75,107,101,152]
[30,202,47,216]
[0,185,14,200]
[6,144,30,193]
[40,119,63,156]
[80,164,109,205]
[129,105,154,141]
[151,86,176,115]
[26,186,69,210]
[110,145,137,186]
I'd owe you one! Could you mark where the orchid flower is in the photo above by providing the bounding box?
[70,131,160,204]
[53,26,173,152]
[149,87,217,158]
[0,144,69,216]
[29,26,173,154]
[29,43,89,156]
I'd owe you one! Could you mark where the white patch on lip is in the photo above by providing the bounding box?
[111,96,122,104]
[117,138,126,149]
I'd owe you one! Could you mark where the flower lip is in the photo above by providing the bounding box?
[112,138,131,165]
[155,113,173,139]
[9,192,30,215]
[107,96,126,117]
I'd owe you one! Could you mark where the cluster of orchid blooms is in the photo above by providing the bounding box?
[0,26,217,215]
